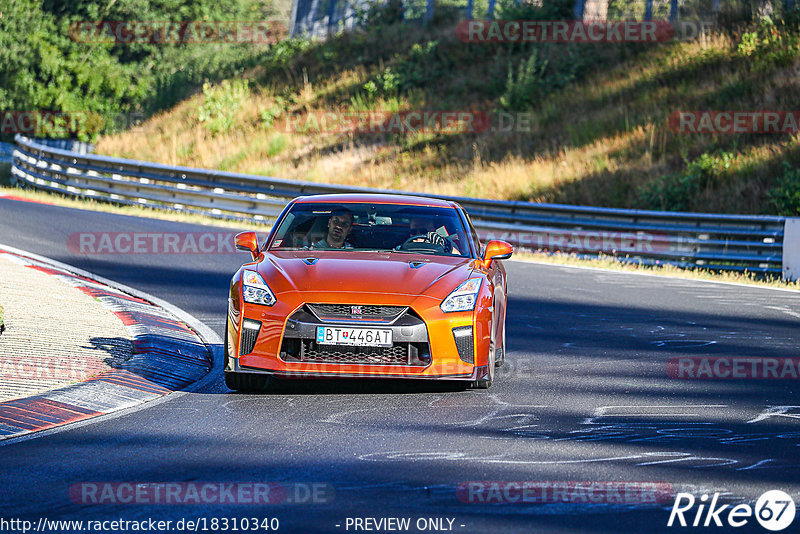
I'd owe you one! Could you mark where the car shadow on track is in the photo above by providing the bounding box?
[228,377,470,395]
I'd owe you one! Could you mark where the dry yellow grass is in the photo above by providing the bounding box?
[515,251,800,291]
[96,92,659,202]
[96,23,800,213]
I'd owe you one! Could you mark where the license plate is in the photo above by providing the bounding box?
[316,327,392,347]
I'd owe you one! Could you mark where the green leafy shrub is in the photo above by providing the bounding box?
[362,41,439,98]
[638,151,734,211]
[356,0,405,27]
[0,0,278,141]
[198,79,250,135]
[496,0,574,21]
[737,31,759,56]
[500,48,549,111]
[767,162,800,215]
[736,17,800,68]
[364,67,401,96]
[500,46,588,111]
[260,96,290,129]
[264,39,314,71]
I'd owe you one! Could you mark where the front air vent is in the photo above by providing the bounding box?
[452,326,474,364]
[240,319,261,355]
[280,339,430,366]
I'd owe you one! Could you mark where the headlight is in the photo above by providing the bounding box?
[242,269,276,306]
[441,278,482,313]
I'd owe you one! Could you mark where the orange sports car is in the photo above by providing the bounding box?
[225,193,513,390]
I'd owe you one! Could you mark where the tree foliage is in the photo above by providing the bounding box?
[0,0,281,140]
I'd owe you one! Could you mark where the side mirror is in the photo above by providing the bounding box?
[235,232,260,261]
[481,240,513,268]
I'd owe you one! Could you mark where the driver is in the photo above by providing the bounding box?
[312,208,354,249]
[406,217,459,254]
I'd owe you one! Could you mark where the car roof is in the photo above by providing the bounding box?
[292,193,458,209]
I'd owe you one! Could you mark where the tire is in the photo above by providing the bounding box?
[470,340,495,389]
[223,321,268,392]
[495,322,506,368]
[224,371,268,392]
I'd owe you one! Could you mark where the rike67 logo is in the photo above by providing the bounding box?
[668,491,796,531]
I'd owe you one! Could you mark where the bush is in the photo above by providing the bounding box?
[357,0,405,27]
[736,17,800,68]
[198,79,250,135]
[0,0,278,141]
[263,39,314,71]
[499,46,588,111]
[362,40,439,98]
[496,0,574,20]
[638,151,734,211]
[767,162,800,215]
[260,96,291,129]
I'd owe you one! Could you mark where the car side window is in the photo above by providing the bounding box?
[463,210,482,256]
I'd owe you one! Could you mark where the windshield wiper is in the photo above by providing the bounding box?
[390,249,441,255]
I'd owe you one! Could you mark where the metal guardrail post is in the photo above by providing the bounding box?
[783,218,800,282]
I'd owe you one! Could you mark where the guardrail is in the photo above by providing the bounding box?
[11,134,795,279]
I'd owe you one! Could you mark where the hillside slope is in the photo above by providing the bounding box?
[96,6,800,215]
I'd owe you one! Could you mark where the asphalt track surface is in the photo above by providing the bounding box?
[1,197,799,534]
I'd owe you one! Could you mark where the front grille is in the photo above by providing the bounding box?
[307,304,407,323]
[452,326,474,364]
[281,339,430,366]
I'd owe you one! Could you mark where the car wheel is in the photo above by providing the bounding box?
[495,322,506,368]
[471,340,495,389]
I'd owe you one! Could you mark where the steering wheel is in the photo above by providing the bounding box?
[398,233,452,254]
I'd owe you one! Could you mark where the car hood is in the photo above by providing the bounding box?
[257,250,476,298]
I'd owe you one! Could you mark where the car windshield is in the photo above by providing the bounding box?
[269,202,471,257]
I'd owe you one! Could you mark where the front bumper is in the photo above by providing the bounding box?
[280,307,431,366]
[227,357,487,380]
[228,294,490,380]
